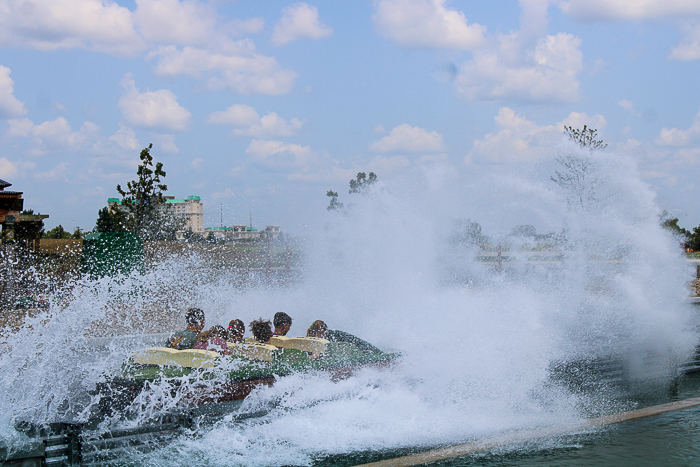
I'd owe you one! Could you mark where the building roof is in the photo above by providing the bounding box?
[165,199,187,203]
[187,195,201,201]
[0,179,10,190]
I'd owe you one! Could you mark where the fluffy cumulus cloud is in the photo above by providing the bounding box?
[208,104,304,137]
[554,0,700,21]
[7,117,100,156]
[553,1,700,61]
[455,32,583,103]
[271,2,333,46]
[118,74,191,131]
[245,139,319,171]
[148,42,297,95]
[34,162,69,181]
[0,0,144,56]
[108,124,140,150]
[133,0,218,46]
[369,124,446,153]
[373,0,486,49]
[0,1,297,95]
[0,157,18,178]
[468,107,606,164]
[0,66,26,118]
[655,107,700,146]
[670,21,700,61]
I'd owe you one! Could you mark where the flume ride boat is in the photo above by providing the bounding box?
[96,333,401,417]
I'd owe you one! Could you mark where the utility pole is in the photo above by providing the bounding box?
[249,212,252,230]
[220,204,223,228]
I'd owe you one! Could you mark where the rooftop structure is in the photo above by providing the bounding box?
[0,180,49,249]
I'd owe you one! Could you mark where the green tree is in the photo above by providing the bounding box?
[43,224,72,239]
[326,190,343,211]
[348,172,377,194]
[450,219,488,248]
[326,172,378,211]
[116,144,184,240]
[689,226,700,252]
[552,126,607,209]
[94,206,130,233]
[180,228,205,243]
[563,125,607,151]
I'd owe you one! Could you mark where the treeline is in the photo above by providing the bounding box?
[661,213,700,251]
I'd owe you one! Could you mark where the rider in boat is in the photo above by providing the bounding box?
[250,318,273,344]
[165,307,205,350]
[227,319,245,343]
[273,312,292,336]
[194,325,229,355]
[306,319,381,354]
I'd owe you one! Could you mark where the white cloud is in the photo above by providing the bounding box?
[373,124,386,134]
[148,42,297,95]
[271,2,333,46]
[554,0,700,21]
[618,99,642,118]
[227,18,266,36]
[133,0,217,46]
[0,66,26,118]
[0,0,144,56]
[369,123,446,153]
[207,104,304,137]
[0,2,298,95]
[108,124,139,150]
[152,133,179,153]
[373,0,486,49]
[455,32,583,103]
[6,118,33,137]
[34,162,69,181]
[655,107,700,146]
[118,74,191,131]
[559,111,607,131]
[29,118,99,155]
[0,157,18,178]
[245,139,318,170]
[191,157,203,170]
[670,21,700,61]
[468,107,606,164]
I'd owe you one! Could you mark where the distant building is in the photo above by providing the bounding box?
[107,195,204,234]
[205,225,281,241]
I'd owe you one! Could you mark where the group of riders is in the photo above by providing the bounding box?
[165,308,379,356]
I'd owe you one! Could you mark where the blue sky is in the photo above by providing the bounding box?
[2,0,700,233]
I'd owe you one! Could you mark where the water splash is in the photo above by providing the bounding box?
[1,146,697,465]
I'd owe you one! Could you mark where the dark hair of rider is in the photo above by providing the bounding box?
[186,308,205,327]
[273,312,292,328]
[307,320,328,338]
[250,318,272,344]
